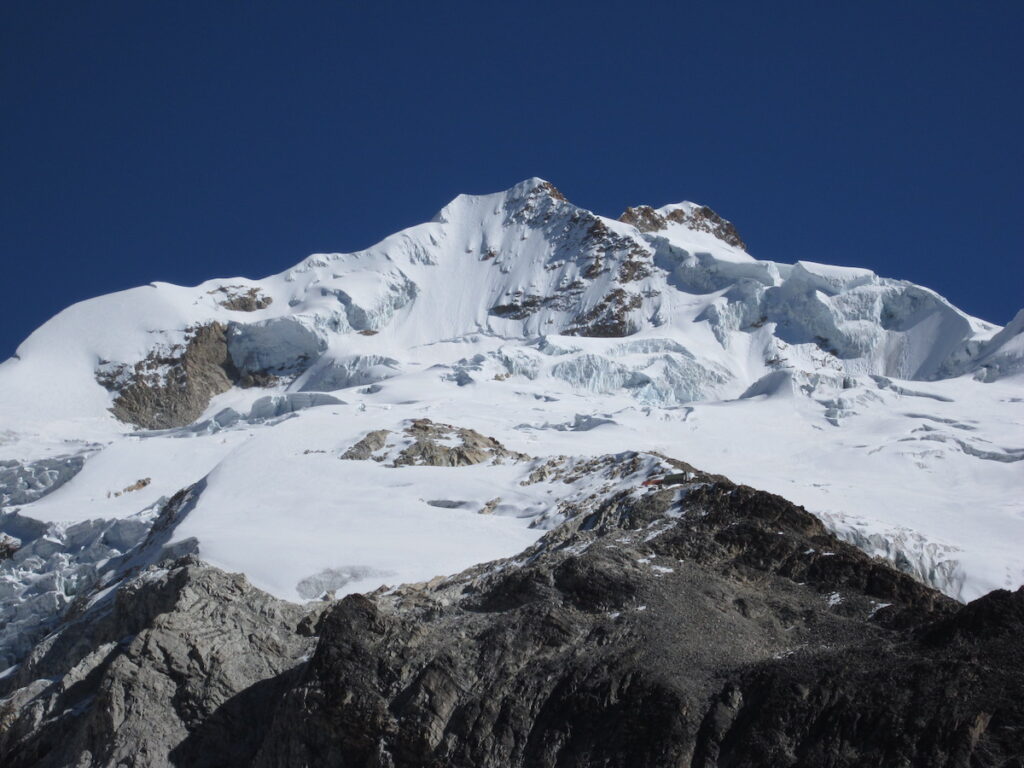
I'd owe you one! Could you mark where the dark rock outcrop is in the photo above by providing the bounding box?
[97,323,241,430]
[249,478,1020,767]
[0,558,312,768]
[1,456,1022,767]
[619,204,668,233]
[620,203,747,250]
[95,320,292,430]
[566,287,644,338]
[341,419,531,467]
[664,205,746,250]
[208,285,273,312]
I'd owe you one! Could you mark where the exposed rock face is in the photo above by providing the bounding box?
[566,287,644,337]
[485,181,658,339]
[618,204,668,233]
[501,180,569,226]
[208,286,274,312]
[490,191,746,340]
[96,320,302,430]
[0,558,312,768]
[665,205,746,249]
[341,419,531,467]
[1,456,1021,767]
[250,478,1021,768]
[620,203,747,249]
[97,323,241,430]
[339,428,391,460]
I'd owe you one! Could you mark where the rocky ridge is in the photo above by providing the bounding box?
[0,179,1022,765]
[0,446,1021,767]
[340,419,531,467]
[96,323,243,430]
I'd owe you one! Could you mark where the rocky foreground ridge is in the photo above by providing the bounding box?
[1,441,1021,767]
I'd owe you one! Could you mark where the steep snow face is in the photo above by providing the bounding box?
[0,178,1003,431]
[946,308,1024,382]
[0,179,1021,669]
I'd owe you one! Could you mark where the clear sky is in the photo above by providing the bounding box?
[2,1,1021,358]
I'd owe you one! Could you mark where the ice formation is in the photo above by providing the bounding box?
[0,178,1021,672]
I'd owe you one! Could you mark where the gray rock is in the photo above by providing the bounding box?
[98,323,240,430]
[2,453,1022,767]
[339,428,391,460]
[391,419,530,467]
[340,419,531,467]
[250,479,1022,768]
[208,285,273,312]
[0,558,313,768]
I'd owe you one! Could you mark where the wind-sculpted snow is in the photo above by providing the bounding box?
[545,351,730,406]
[657,242,780,295]
[297,354,400,392]
[608,337,692,356]
[295,566,395,600]
[947,308,1024,382]
[550,354,642,393]
[246,392,345,421]
[495,347,542,379]
[313,268,418,332]
[133,392,345,437]
[226,315,327,376]
[629,355,733,405]
[0,177,1020,651]
[681,256,986,380]
[516,413,617,432]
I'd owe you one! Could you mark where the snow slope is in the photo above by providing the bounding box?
[0,179,1021,668]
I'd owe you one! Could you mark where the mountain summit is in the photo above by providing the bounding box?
[0,180,1019,614]
[0,177,1022,649]
[4,179,1017,428]
[1,180,1023,765]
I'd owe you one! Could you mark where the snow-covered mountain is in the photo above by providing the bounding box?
[1,178,1022,670]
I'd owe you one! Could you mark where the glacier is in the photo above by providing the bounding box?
[0,178,1021,673]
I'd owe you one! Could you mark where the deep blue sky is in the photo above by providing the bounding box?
[3,2,1022,358]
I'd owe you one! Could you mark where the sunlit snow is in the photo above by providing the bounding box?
[0,178,1021,643]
